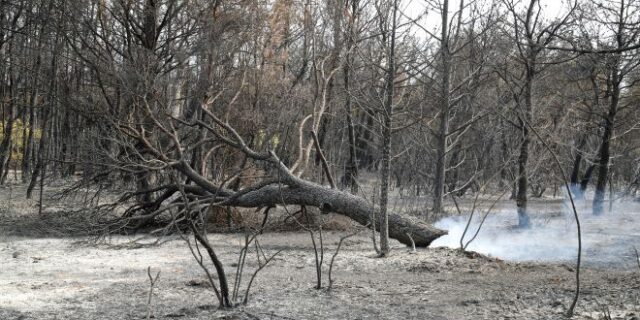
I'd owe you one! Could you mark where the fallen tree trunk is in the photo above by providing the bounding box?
[117,104,446,247]
[211,179,447,247]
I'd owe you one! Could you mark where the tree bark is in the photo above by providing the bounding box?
[433,0,451,215]
[342,0,359,194]
[377,0,398,255]
[592,1,625,216]
[569,136,586,198]
[27,7,61,198]
[593,82,618,215]
[0,62,15,183]
[580,164,595,195]
[224,180,446,247]
[515,36,536,228]
[516,83,532,228]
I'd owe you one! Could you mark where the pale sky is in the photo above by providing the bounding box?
[401,0,572,33]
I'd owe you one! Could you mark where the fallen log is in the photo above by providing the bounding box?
[125,106,446,247]
[226,179,447,247]
[168,152,446,247]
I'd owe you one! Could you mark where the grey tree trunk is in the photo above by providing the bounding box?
[593,2,625,215]
[0,62,15,183]
[593,68,619,215]
[378,0,398,256]
[343,0,359,194]
[173,155,447,247]
[516,62,534,228]
[220,179,447,247]
[571,68,599,199]
[27,29,61,199]
[433,0,451,215]
[513,1,543,228]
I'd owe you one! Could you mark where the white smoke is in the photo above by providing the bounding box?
[429,197,640,269]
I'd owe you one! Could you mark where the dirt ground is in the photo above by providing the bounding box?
[2,232,640,320]
[1,184,640,319]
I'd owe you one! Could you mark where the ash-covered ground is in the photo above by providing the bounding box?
[1,186,640,320]
[2,232,640,320]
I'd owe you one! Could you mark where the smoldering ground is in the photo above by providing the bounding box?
[431,196,640,270]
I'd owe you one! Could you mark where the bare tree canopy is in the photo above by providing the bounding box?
[2,0,640,316]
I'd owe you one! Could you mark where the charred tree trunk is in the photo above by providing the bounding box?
[572,66,599,200]
[0,63,15,183]
[220,178,446,247]
[313,0,343,168]
[27,7,62,198]
[516,117,531,227]
[569,137,586,198]
[593,3,624,215]
[342,0,359,194]
[153,136,448,247]
[593,87,618,215]
[447,144,460,193]
[22,98,35,182]
[580,164,596,195]
[377,0,398,256]
[26,92,53,199]
[433,0,451,215]
[515,42,536,228]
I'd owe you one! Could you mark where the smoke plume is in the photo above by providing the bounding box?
[429,197,640,269]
